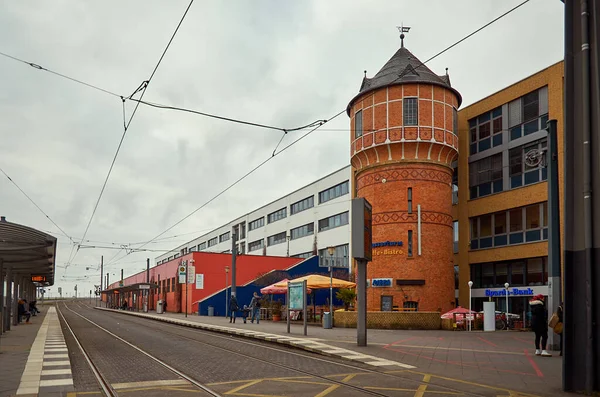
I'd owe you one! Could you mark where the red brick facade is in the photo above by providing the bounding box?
[348,62,460,313]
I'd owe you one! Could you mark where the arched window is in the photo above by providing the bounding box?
[403,301,419,311]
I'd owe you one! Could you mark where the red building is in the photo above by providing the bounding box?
[348,36,461,313]
[105,252,308,314]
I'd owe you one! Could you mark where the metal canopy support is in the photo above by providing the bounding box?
[5,266,12,332]
[563,0,600,393]
[0,258,4,335]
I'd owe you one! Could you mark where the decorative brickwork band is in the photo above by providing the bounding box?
[356,167,452,190]
[372,211,453,228]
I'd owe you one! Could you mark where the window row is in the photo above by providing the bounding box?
[470,257,548,288]
[319,181,349,204]
[354,98,458,138]
[470,202,548,250]
[469,138,548,200]
[468,86,548,155]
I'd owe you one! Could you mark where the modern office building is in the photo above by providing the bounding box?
[454,61,564,322]
[347,34,460,314]
[156,166,352,269]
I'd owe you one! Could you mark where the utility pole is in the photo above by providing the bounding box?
[146,258,150,313]
[231,232,237,297]
[547,119,561,351]
[100,255,103,307]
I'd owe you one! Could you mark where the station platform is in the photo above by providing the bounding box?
[0,304,74,397]
[95,306,565,396]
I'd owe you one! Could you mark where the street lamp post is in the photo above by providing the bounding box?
[327,246,335,325]
[468,281,473,331]
[504,282,510,330]
[225,266,230,319]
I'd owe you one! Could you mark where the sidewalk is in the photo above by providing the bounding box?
[0,308,45,397]
[96,307,567,396]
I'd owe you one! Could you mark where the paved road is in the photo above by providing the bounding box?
[58,301,546,397]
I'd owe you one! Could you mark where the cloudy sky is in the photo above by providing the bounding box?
[1,0,564,297]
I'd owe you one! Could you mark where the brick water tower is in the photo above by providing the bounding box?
[348,31,461,313]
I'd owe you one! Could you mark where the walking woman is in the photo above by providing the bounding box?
[529,294,552,357]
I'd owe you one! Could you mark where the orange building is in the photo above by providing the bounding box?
[348,36,460,313]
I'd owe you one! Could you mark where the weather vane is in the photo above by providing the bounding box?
[397,23,411,47]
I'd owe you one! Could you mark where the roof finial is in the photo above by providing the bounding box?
[445,67,449,76]
[397,23,411,48]
[364,70,367,78]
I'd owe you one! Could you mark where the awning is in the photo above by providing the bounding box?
[0,217,57,286]
[102,282,159,294]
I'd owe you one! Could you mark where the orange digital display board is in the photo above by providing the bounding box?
[31,275,46,282]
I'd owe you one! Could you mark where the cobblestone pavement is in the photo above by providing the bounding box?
[59,301,556,397]
[87,302,568,397]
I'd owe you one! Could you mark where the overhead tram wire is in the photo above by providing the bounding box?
[69,0,196,266]
[0,165,76,244]
[108,3,535,267]
[389,0,531,85]
[0,51,121,98]
[108,109,346,266]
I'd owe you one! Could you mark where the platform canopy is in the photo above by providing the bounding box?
[0,216,57,286]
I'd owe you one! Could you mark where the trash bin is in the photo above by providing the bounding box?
[156,300,164,314]
[208,306,214,316]
[323,312,332,329]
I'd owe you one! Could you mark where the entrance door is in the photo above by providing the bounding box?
[381,296,393,312]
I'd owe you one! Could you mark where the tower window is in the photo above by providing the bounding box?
[407,188,413,214]
[408,230,413,257]
[403,98,418,126]
[355,110,363,138]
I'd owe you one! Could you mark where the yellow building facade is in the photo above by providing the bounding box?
[454,61,564,323]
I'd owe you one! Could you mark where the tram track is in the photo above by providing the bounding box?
[57,302,222,397]
[69,301,491,397]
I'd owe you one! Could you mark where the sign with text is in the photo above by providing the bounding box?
[195,274,204,289]
[371,278,393,287]
[31,275,46,282]
[187,265,195,284]
[351,197,372,261]
[288,282,305,310]
[178,263,187,284]
[318,255,347,268]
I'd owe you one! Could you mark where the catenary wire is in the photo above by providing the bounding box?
[70,0,196,266]
[0,165,76,243]
[108,109,346,266]
[131,99,327,133]
[106,4,535,266]
[388,0,531,85]
[0,50,121,98]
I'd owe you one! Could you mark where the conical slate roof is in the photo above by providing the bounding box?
[347,45,462,114]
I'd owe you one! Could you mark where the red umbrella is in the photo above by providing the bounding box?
[441,306,476,321]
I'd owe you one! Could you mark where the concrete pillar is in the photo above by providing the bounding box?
[11,274,19,326]
[0,259,4,335]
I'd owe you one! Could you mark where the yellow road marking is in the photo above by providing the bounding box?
[313,374,356,397]
[364,387,461,395]
[270,378,331,386]
[413,374,431,397]
[404,370,540,397]
[225,379,263,395]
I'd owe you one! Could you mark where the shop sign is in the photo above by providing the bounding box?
[371,278,393,287]
[485,287,535,297]
[372,241,403,248]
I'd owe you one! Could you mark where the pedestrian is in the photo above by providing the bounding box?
[29,300,40,316]
[249,292,262,324]
[530,294,551,356]
[229,295,239,323]
[241,305,251,323]
[556,302,563,356]
[18,298,31,324]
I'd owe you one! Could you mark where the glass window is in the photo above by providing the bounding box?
[267,208,287,224]
[318,212,349,232]
[267,232,287,246]
[510,209,523,232]
[354,110,363,138]
[469,153,503,198]
[248,239,264,252]
[495,263,508,286]
[208,237,218,247]
[249,217,264,231]
[407,188,413,214]
[290,223,314,240]
[219,232,230,243]
[291,196,314,215]
[494,212,506,234]
[527,258,544,285]
[470,219,479,239]
[403,98,418,126]
[511,261,525,286]
[407,230,413,257]
[319,181,350,204]
[526,205,540,229]
[543,202,548,227]
[481,263,494,287]
[479,215,492,237]
[522,90,539,122]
